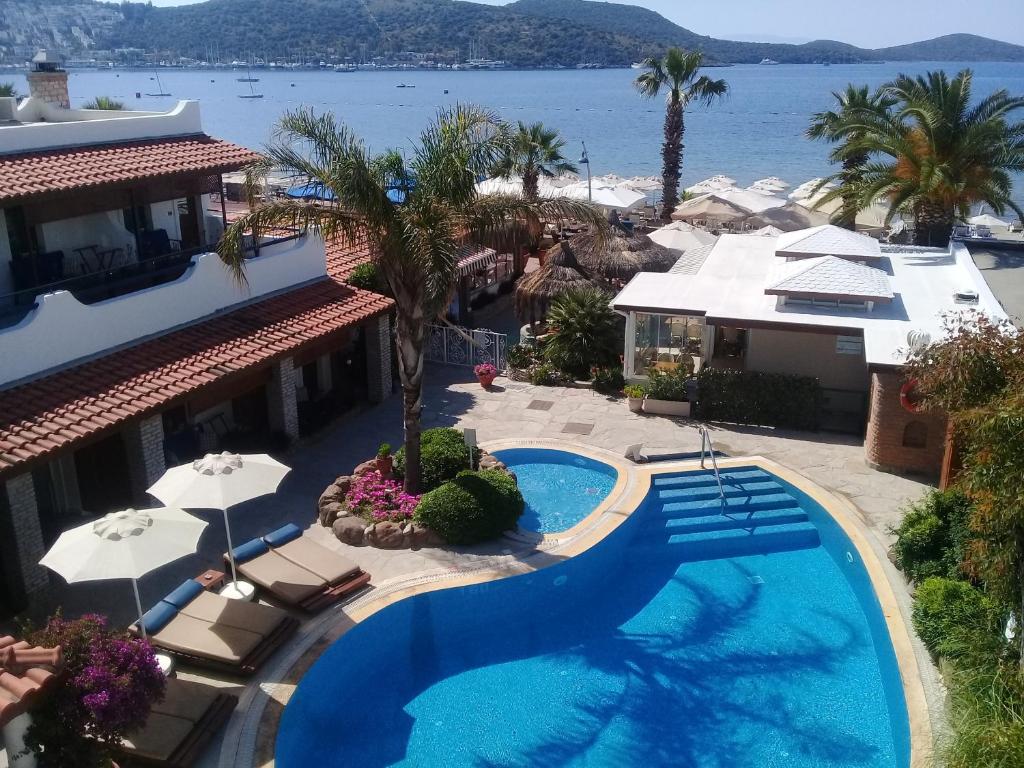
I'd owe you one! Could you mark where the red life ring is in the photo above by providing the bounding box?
[900,378,923,413]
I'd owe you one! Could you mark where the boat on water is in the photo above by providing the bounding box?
[145,71,171,97]
[396,83,415,88]
[759,58,780,65]
[237,76,259,82]
[238,77,263,98]
[335,64,357,73]
[630,62,644,69]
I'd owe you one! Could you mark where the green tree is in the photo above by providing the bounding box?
[634,48,729,222]
[494,121,577,200]
[219,106,603,492]
[543,285,621,379]
[806,85,895,230]
[83,96,126,110]
[833,69,1024,246]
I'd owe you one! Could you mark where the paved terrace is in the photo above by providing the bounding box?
[3,365,942,767]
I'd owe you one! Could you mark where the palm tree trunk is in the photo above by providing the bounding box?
[838,154,864,231]
[392,285,426,494]
[914,200,954,248]
[523,170,539,201]
[660,97,683,222]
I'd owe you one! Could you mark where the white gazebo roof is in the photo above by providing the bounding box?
[766,255,893,302]
[775,224,882,260]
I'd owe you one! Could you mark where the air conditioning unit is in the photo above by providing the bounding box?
[953,288,979,304]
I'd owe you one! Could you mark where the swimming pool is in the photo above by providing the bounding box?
[277,463,911,768]
[490,448,617,533]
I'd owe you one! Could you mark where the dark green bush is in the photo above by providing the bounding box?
[912,578,998,661]
[891,489,973,583]
[347,262,388,294]
[695,367,822,430]
[394,428,479,492]
[591,366,625,394]
[414,469,524,544]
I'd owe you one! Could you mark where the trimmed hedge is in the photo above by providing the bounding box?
[912,577,998,661]
[414,469,524,545]
[891,489,972,583]
[696,368,823,430]
[394,428,480,492]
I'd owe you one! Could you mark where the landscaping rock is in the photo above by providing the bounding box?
[319,484,344,508]
[367,521,406,549]
[332,516,366,546]
[333,476,352,496]
[353,460,377,477]
[405,522,444,549]
[478,454,501,469]
[318,501,348,527]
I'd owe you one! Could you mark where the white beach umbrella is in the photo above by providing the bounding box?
[625,176,662,191]
[752,176,790,190]
[147,452,290,598]
[672,193,751,223]
[563,181,647,211]
[746,225,784,237]
[648,221,718,252]
[593,173,627,186]
[789,178,835,200]
[40,507,208,639]
[968,213,1010,228]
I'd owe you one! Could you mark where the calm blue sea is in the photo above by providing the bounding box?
[9,62,1024,202]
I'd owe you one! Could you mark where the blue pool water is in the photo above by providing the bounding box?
[278,465,909,768]
[491,448,618,533]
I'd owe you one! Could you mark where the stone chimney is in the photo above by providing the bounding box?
[26,50,69,109]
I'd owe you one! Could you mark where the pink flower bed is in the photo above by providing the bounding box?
[347,470,420,523]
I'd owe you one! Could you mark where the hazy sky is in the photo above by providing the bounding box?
[146,0,1024,48]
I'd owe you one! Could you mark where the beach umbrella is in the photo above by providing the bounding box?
[746,225,784,237]
[562,181,647,211]
[514,241,594,325]
[789,178,835,200]
[968,213,1010,228]
[40,507,208,640]
[671,194,750,224]
[148,452,290,600]
[752,176,790,190]
[570,229,678,282]
[648,221,718,252]
[745,202,830,231]
[624,176,662,192]
[685,176,735,195]
[713,187,787,214]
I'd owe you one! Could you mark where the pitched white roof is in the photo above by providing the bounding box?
[668,243,717,275]
[775,224,882,260]
[765,256,893,302]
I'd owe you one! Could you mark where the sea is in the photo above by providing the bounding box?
[6,62,1024,203]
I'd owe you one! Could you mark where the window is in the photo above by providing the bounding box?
[902,422,928,449]
[836,335,864,355]
[633,313,704,376]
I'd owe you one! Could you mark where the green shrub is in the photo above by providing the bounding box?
[394,428,479,492]
[591,366,625,394]
[943,662,1024,768]
[347,262,388,294]
[644,364,694,401]
[414,469,524,544]
[623,384,646,399]
[529,363,564,386]
[506,342,537,370]
[912,578,999,661]
[543,286,622,379]
[891,489,973,583]
[696,367,822,430]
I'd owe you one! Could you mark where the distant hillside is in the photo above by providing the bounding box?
[1,0,1023,66]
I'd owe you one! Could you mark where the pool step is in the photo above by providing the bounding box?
[657,480,784,502]
[652,468,770,489]
[663,506,808,534]
[659,492,798,517]
[633,521,820,562]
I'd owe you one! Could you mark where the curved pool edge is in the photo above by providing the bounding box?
[219,448,933,768]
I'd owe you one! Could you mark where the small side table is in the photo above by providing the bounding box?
[219,580,256,602]
[195,569,226,592]
[155,653,176,678]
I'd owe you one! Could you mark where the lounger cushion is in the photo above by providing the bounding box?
[236,550,324,604]
[179,591,287,637]
[140,600,178,635]
[120,710,196,761]
[163,578,205,609]
[231,538,269,564]
[263,522,303,547]
[273,536,361,584]
[150,613,263,665]
[151,677,220,721]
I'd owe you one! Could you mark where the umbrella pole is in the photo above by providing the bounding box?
[131,578,147,642]
[223,508,239,586]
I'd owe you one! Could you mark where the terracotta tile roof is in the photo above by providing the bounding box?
[325,235,375,281]
[0,636,63,728]
[0,279,393,478]
[0,135,262,204]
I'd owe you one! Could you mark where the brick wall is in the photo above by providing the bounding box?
[3,474,49,595]
[268,357,300,441]
[864,371,946,477]
[124,414,167,504]
[26,70,69,109]
[365,315,393,403]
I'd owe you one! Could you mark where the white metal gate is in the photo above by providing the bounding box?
[425,324,507,371]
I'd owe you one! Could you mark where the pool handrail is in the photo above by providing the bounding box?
[698,426,726,503]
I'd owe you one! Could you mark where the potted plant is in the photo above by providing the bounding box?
[474,362,498,388]
[376,443,393,475]
[624,384,646,413]
[642,363,695,417]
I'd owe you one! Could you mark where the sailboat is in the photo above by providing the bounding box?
[146,71,171,97]
[238,78,263,99]
[237,64,259,82]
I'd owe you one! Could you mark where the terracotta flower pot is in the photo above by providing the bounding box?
[477,372,496,388]
[376,455,393,475]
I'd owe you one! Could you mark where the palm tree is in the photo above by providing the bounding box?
[83,96,125,110]
[219,106,605,493]
[494,121,577,200]
[806,85,895,230]
[832,70,1024,246]
[634,48,729,222]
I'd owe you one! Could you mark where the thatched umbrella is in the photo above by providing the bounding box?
[514,241,594,325]
[569,229,677,283]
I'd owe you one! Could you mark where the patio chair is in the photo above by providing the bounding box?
[115,677,238,768]
[228,523,371,612]
[132,579,299,676]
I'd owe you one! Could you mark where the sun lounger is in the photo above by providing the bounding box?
[133,579,299,676]
[116,677,237,767]
[229,524,371,612]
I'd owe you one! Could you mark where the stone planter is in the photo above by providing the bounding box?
[642,398,691,417]
[627,396,644,413]
[508,367,531,382]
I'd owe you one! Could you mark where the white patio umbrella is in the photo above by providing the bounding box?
[789,178,835,200]
[672,193,751,224]
[40,507,208,640]
[147,452,290,600]
[625,176,662,191]
[648,221,718,252]
[752,176,790,190]
[686,176,735,195]
[563,181,647,211]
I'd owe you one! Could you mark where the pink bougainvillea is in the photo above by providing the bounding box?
[347,470,420,522]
